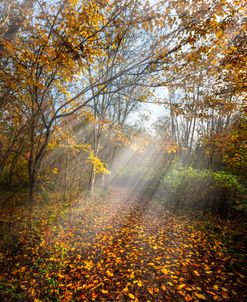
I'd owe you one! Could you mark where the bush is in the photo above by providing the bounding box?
[153,166,242,216]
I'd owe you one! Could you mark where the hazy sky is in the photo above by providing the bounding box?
[128,87,169,132]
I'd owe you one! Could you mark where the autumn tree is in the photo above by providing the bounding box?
[0,0,160,201]
[1,0,246,202]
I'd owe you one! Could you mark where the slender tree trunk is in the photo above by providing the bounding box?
[88,165,96,196]
[7,151,19,186]
[28,159,35,228]
[64,117,70,201]
[88,122,100,196]
[29,108,35,204]
[28,159,35,204]
[64,151,70,201]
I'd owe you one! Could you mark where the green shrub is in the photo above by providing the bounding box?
[155,166,242,216]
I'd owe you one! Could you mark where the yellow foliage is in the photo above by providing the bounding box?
[51,168,59,175]
[87,152,110,175]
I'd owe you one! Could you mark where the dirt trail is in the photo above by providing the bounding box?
[0,191,246,301]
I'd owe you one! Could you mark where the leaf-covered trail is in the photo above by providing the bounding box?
[0,192,246,301]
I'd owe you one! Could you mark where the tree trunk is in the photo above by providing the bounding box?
[28,160,35,228]
[88,165,96,196]
[28,160,35,204]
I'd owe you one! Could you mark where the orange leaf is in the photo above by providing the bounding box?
[161,284,167,291]
[161,268,169,275]
[185,287,193,291]
[206,291,217,296]
[19,267,26,273]
[177,284,186,290]
[193,270,200,277]
[64,294,72,301]
[0,275,5,281]
[178,290,185,296]
[185,294,192,301]
[195,293,207,300]
[91,291,98,299]
[222,292,229,299]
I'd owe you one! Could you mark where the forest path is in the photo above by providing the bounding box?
[0,191,246,301]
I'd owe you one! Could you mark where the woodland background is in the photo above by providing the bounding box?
[0,0,246,301]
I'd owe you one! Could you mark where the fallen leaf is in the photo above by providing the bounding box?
[195,293,207,300]
[129,293,135,299]
[193,270,200,277]
[161,268,169,275]
[177,283,186,290]
[106,270,114,277]
[185,294,192,301]
[161,284,167,291]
